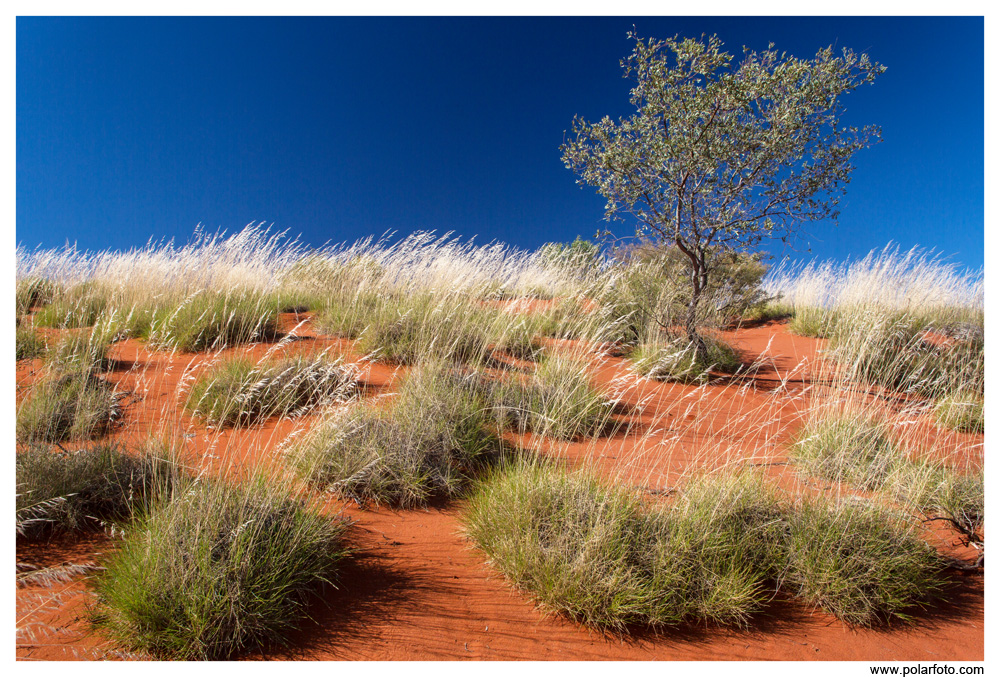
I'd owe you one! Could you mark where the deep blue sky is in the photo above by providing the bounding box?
[16,16,984,270]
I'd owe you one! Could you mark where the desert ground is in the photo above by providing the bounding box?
[15,232,984,661]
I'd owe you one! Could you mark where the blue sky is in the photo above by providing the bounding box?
[16,16,984,270]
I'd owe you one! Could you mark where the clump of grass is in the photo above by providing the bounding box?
[464,460,660,629]
[294,361,501,507]
[92,475,348,660]
[932,391,984,433]
[788,306,835,337]
[147,292,282,352]
[742,300,793,324]
[17,276,60,316]
[488,354,614,440]
[891,461,983,557]
[16,325,47,360]
[187,354,356,428]
[464,463,786,630]
[33,281,113,329]
[535,297,592,339]
[46,327,115,373]
[785,498,945,626]
[630,334,742,384]
[357,294,539,365]
[790,411,901,490]
[16,371,122,443]
[310,291,383,339]
[15,441,179,540]
[653,471,789,626]
[825,309,983,397]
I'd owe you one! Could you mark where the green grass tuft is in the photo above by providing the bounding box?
[186,355,356,428]
[46,327,115,373]
[33,282,112,329]
[92,475,348,660]
[16,325,47,360]
[488,354,614,440]
[294,361,501,507]
[16,441,179,539]
[741,300,794,324]
[16,371,122,443]
[891,462,983,546]
[630,335,742,384]
[147,293,282,352]
[932,391,984,433]
[785,498,945,626]
[464,463,786,630]
[356,294,539,365]
[788,306,835,338]
[790,412,901,490]
[16,276,60,316]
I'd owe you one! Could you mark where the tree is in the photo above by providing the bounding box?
[561,32,884,357]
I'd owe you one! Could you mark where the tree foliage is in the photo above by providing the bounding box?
[561,32,884,352]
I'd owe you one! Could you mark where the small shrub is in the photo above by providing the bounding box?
[147,292,281,352]
[93,476,347,660]
[16,371,122,443]
[16,442,179,539]
[630,334,742,384]
[294,362,500,507]
[16,325,47,360]
[933,391,984,433]
[785,498,945,626]
[187,355,356,428]
[790,412,901,490]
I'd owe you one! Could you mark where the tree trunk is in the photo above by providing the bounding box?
[685,260,709,362]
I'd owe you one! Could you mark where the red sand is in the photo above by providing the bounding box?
[15,316,984,661]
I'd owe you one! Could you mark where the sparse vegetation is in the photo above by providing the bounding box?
[13,226,984,658]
